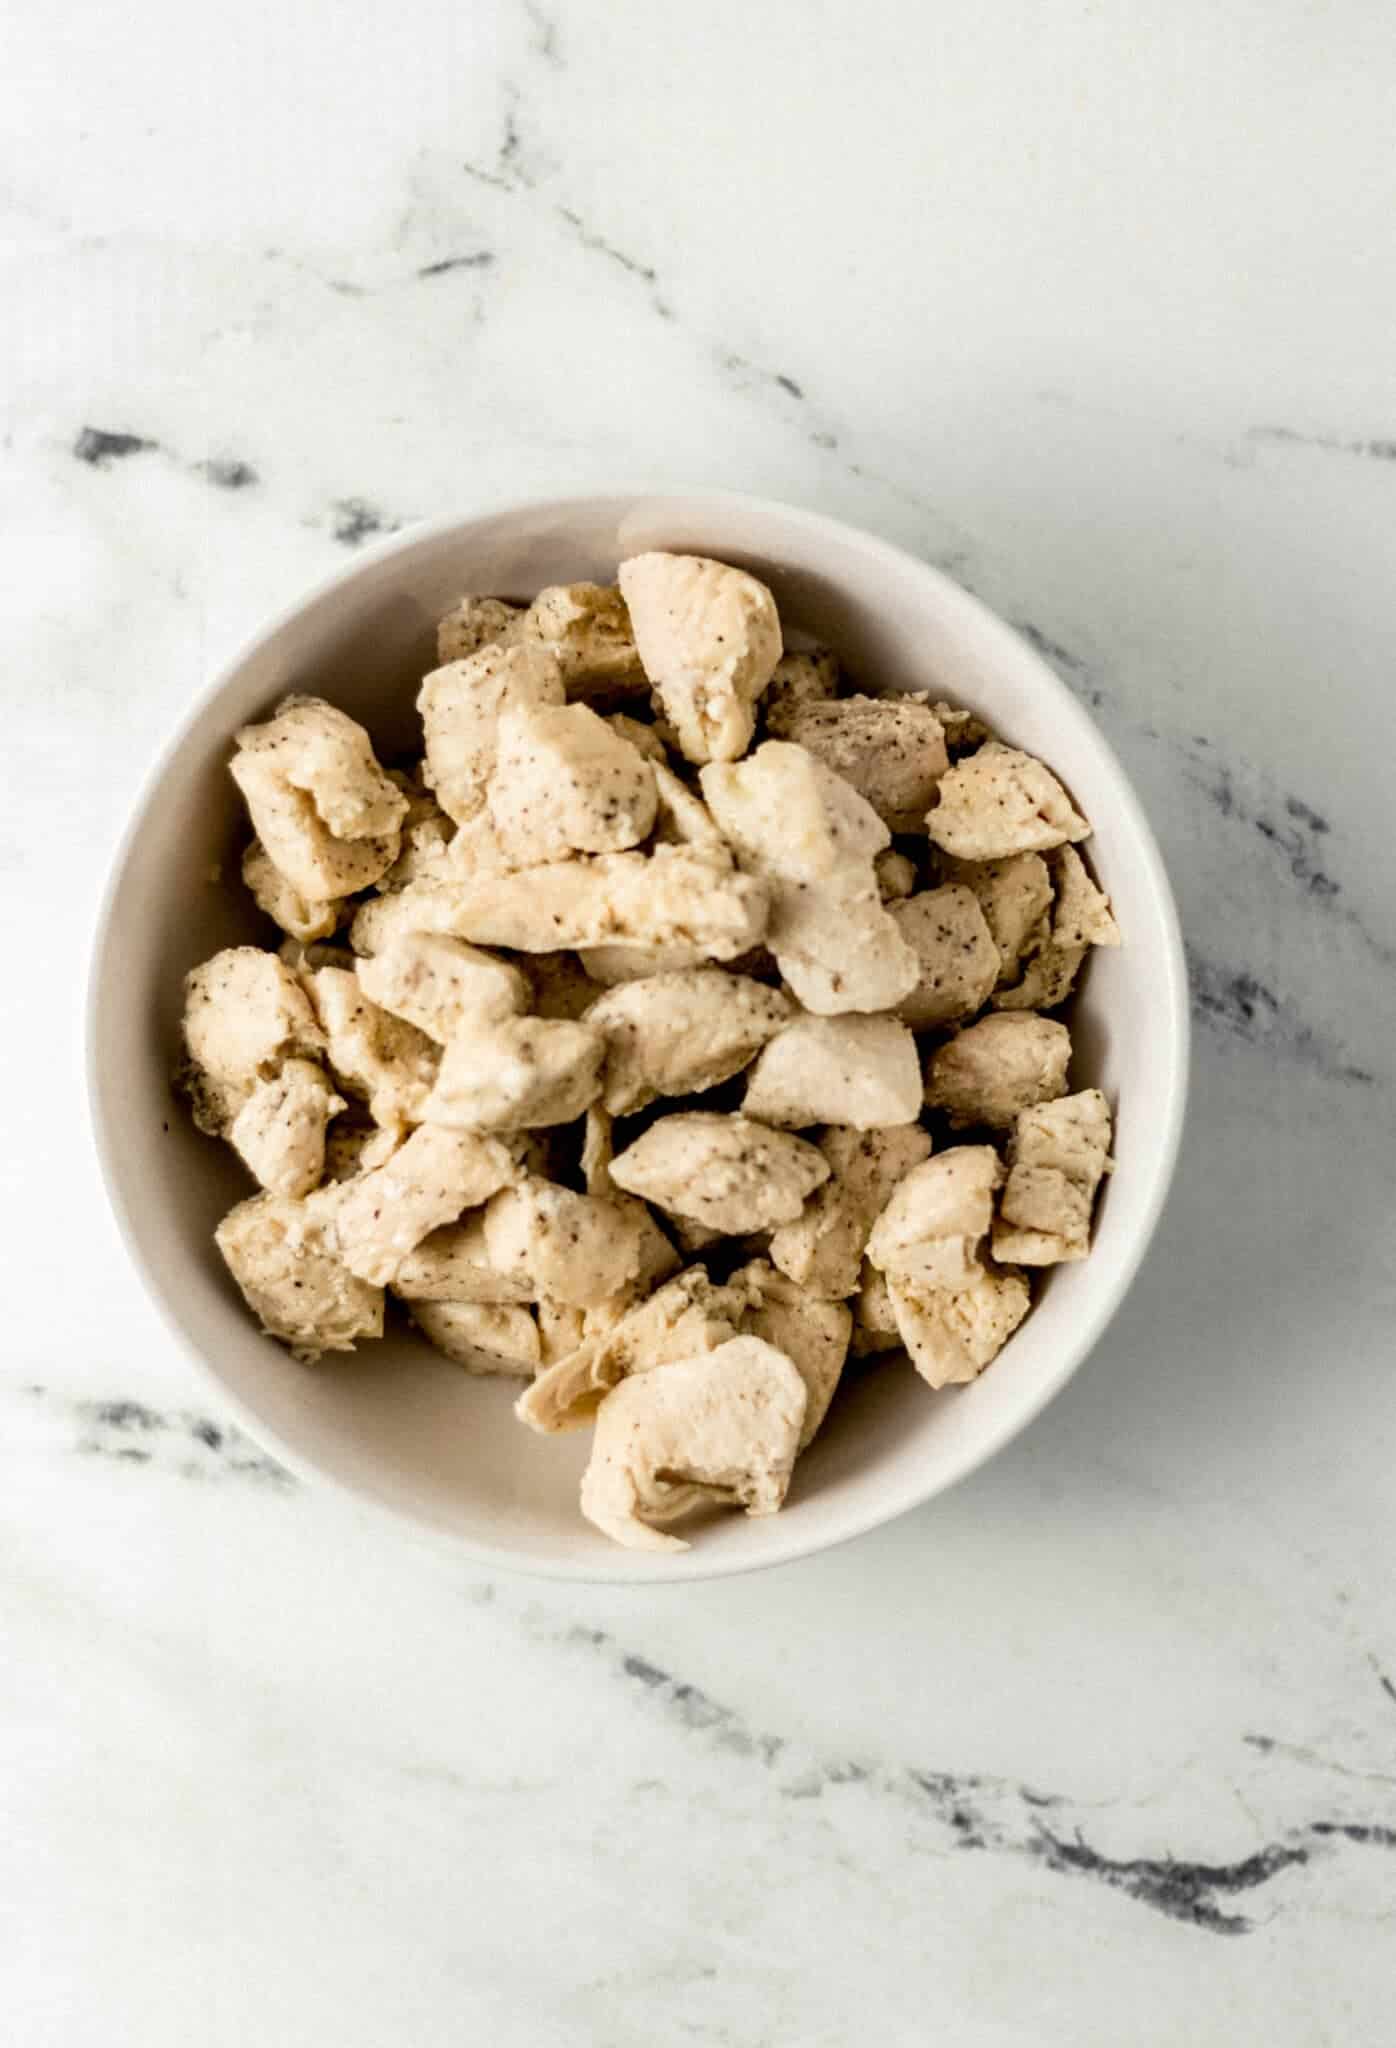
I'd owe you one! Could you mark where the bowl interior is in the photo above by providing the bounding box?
[90,493,1186,1580]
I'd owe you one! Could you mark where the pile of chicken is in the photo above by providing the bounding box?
[178,553,1119,1552]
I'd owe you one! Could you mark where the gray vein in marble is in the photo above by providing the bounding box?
[522,0,562,67]
[24,1385,294,1486]
[536,1622,1396,1938]
[1248,425,1396,464]
[329,497,403,548]
[195,456,260,491]
[416,252,496,278]
[73,425,158,467]
[1185,942,1374,1084]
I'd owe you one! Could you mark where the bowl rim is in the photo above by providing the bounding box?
[86,488,1190,1584]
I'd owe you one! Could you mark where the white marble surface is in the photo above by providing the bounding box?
[5,0,1396,2038]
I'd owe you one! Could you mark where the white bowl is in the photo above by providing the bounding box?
[88,491,1188,1582]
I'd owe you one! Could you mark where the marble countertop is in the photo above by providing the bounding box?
[6,1,1395,2039]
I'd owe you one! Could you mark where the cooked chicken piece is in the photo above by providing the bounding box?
[887,1263,1031,1388]
[517,1265,747,1432]
[537,1297,588,1366]
[391,1210,534,1303]
[771,696,949,831]
[331,1125,519,1285]
[668,1215,726,1256]
[768,1123,933,1299]
[322,1118,400,1184]
[418,640,565,824]
[932,701,995,754]
[234,696,408,844]
[650,762,728,851]
[182,948,325,1125]
[356,932,529,1042]
[305,965,440,1127]
[228,1059,345,1198]
[924,1013,1072,1129]
[742,1014,922,1131]
[421,1015,603,1131]
[435,595,523,666]
[489,701,657,860]
[483,1178,651,1306]
[874,849,918,901]
[866,1147,1004,1291]
[231,750,401,903]
[993,1089,1113,1265]
[890,885,1000,1028]
[580,1104,615,1196]
[376,785,457,892]
[926,742,1091,860]
[774,865,922,1016]
[994,846,1120,1013]
[700,740,888,880]
[941,852,1052,986]
[731,1260,851,1447]
[410,1299,540,1376]
[700,743,915,1014]
[517,582,648,699]
[215,1191,383,1358]
[242,839,343,942]
[586,969,793,1115]
[607,713,668,763]
[850,1261,901,1356]
[442,806,522,880]
[610,1112,830,1233]
[762,648,840,731]
[388,846,767,960]
[619,552,783,763]
[579,1336,807,1551]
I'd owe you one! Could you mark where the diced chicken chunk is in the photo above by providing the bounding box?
[866,1147,1004,1291]
[578,939,711,982]
[769,1123,933,1299]
[231,749,401,902]
[242,839,342,942]
[762,648,840,732]
[322,1119,399,1183]
[489,701,657,859]
[483,1179,651,1306]
[183,948,325,1117]
[994,846,1120,1013]
[850,1261,901,1356]
[537,1297,587,1366]
[700,741,888,880]
[332,1125,519,1285]
[393,846,767,960]
[356,932,529,1042]
[619,552,782,763]
[742,1014,922,1130]
[887,1264,1031,1388]
[650,762,728,850]
[305,966,440,1127]
[942,852,1053,985]
[610,1113,830,1233]
[377,783,457,891]
[235,696,408,843]
[891,885,1000,1028]
[518,582,648,698]
[581,1104,614,1195]
[418,641,565,824]
[517,1265,746,1433]
[436,595,523,666]
[732,1260,851,1447]
[391,1210,534,1303]
[926,742,1091,860]
[924,1013,1072,1129]
[215,1192,383,1358]
[410,1299,540,1376]
[772,696,949,831]
[421,1016,604,1130]
[579,1336,807,1552]
[700,744,916,1014]
[585,969,793,1115]
[993,1089,1113,1265]
[607,713,668,763]
[228,1059,345,1198]
[874,849,918,901]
